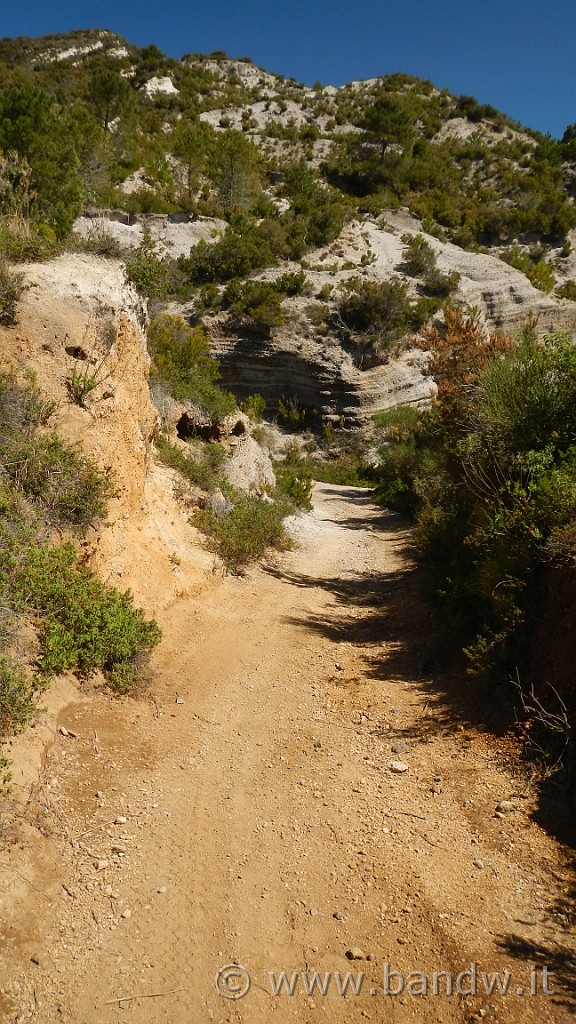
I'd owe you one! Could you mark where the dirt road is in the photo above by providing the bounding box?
[0,484,574,1023]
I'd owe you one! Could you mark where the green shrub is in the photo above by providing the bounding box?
[148,314,236,424]
[2,433,114,527]
[307,450,376,488]
[373,404,423,439]
[277,395,308,430]
[555,279,576,301]
[401,233,436,277]
[0,258,25,325]
[178,216,275,285]
[156,435,225,491]
[240,393,266,421]
[274,269,307,296]
[423,268,461,298]
[274,444,313,510]
[17,542,161,683]
[193,489,292,573]
[336,276,416,359]
[0,657,37,736]
[503,247,555,293]
[125,229,175,300]
[222,278,285,335]
[374,319,576,674]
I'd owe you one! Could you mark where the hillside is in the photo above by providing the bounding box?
[0,28,575,1024]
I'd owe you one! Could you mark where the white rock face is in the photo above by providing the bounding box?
[225,435,276,494]
[40,41,104,62]
[74,212,227,260]
[144,76,179,98]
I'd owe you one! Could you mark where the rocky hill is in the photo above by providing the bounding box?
[2,29,576,426]
[3,28,570,424]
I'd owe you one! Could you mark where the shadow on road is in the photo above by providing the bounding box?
[496,915,576,1012]
[264,501,576,849]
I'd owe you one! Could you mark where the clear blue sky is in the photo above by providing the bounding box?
[2,1,574,138]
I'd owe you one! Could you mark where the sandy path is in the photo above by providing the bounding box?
[0,484,574,1023]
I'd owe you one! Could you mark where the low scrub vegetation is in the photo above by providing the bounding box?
[0,374,161,736]
[193,488,293,574]
[148,314,236,425]
[0,258,26,325]
[156,435,226,492]
[334,276,439,364]
[192,445,312,573]
[501,246,555,293]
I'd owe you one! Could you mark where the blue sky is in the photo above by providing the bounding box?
[2,1,574,138]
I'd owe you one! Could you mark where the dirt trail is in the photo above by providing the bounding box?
[1,484,574,1024]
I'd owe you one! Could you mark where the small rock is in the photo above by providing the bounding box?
[313,740,322,750]
[95,791,104,800]
[333,911,343,920]
[473,859,485,870]
[94,859,109,872]
[157,886,167,894]
[30,955,40,966]
[391,742,409,755]
[496,800,515,814]
[309,907,318,917]
[335,662,343,671]
[388,760,409,774]
[58,726,69,737]
[345,947,366,961]
[121,908,132,919]
[115,816,127,825]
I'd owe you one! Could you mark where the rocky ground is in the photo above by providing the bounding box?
[0,483,574,1024]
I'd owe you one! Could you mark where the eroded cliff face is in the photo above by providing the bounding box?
[143,209,576,425]
[0,254,213,617]
[3,253,155,513]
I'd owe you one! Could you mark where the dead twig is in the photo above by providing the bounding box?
[71,818,121,840]
[103,989,190,1006]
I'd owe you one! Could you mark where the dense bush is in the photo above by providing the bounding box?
[222,278,285,336]
[178,215,276,285]
[124,229,176,301]
[148,314,236,424]
[0,373,162,728]
[335,276,435,363]
[401,233,436,278]
[375,310,576,675]
[193,487,293,574]
[12,542,161,685]
[0,84,83,238]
